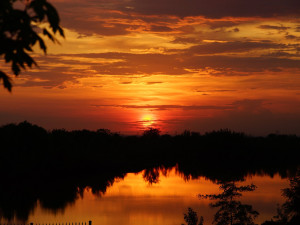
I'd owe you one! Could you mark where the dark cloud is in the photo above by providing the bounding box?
[171,37,202,44]
[135,15,180,24]
[146,82,163,85]
[262,51,297,57]
[118,0,300,18]
[258,25,290,31]
[205,21,239,29]
[51,0,300,36]
[183,55,300,73]
[186,40,287,55]
[13,55,97,88]
[88,53,187,75]
[196,89,237,93]
[16,66,81,89]
[285,34,300,40]
[120,81,133,84]
[57,51,300,78]
[52,1,135,36]
[63,18,131,36]
[149,25,173,32]
[21,48,299,88]
[92,104,234,111]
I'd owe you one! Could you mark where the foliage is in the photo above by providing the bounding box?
[282,170,300,222]
[182,208,204,225]
[199,182,259,225]
[143,127,161,137]
[274,170,300,225]
[261,170,300,225]
[273,205,288,224]
[143,167,160,184]
[0,0,64,91]
[261,205,288,225]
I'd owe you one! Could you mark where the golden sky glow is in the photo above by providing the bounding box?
[1,0,300,134]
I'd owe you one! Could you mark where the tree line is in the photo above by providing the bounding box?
[0,121,299,222]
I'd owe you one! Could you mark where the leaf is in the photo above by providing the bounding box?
[4,51,13,63]
[21,51,37,68]
[36,35,47,53]
[29,0,46,21]
[43,28,55,42]
[0,0,64,91]
[12,62,21,75]
[24,45,33,52]
[0,71,12,92]
[58,26,65,38]
[44,2,60,27]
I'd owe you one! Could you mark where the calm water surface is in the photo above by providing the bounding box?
[22,169,289,225]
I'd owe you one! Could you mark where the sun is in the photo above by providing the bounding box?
[141,114,155,128]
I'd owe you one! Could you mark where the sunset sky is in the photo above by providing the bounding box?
[1,0,300,134]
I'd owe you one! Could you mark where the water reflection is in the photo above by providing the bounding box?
[182,208,204,225]
[1,166,294,223]
[0,168,293,225]
[262,169,300,225]
[198,181,259,225]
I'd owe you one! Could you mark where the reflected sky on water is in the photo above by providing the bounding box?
[22,168,289,225]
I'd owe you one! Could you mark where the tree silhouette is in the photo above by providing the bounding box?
[199,181,259,225]
[261,170,300,225]
[182,208,204,225]
[282,170,300,224]
[143,127,161,137]
[0,0,64,91]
